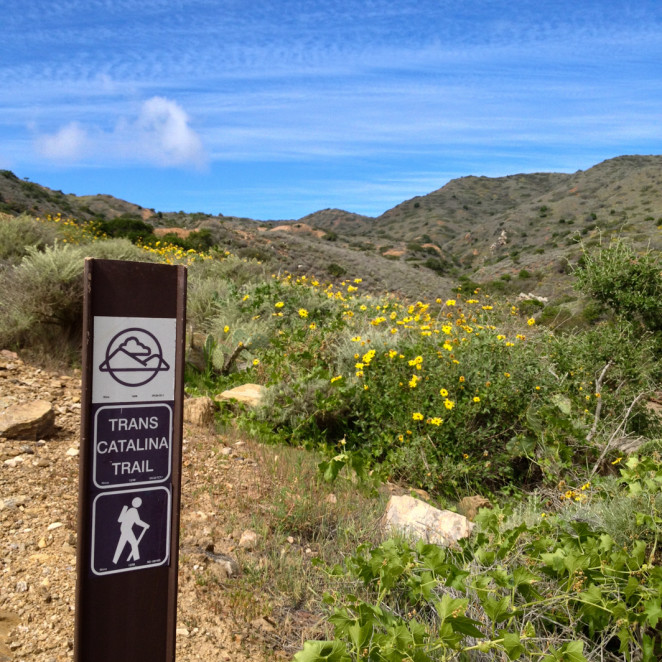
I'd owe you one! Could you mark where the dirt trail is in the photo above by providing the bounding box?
[0,355,285,661]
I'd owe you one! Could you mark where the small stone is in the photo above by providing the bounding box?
[176,628,190,637]
[238,529,258,550]
[47,522,64,531]
[220,447,232,456]
[4,456,24,468]
[183,397,216,427]
[0,496,28,511]
[65,447,79,457]
[15,581,28,593]
[0,400,55,440]
[287,536,294,544]
[38,538,48,549]
[325,494,337,504]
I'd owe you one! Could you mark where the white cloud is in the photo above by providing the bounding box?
[35,121,88,161]
[135,97,207,168]
[33,97,207,169]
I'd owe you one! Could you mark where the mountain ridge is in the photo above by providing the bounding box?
[2,155,661,301]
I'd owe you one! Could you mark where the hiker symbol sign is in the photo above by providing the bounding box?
[91,487,171,576]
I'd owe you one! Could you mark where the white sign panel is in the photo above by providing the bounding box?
[92,317,176,404]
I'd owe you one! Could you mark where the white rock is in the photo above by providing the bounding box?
[238,529,258,550]
[215,384,266,407]
[47,522,64,531]
[382,495,474,547]
[65,447,79,457]
[4,456,24,468]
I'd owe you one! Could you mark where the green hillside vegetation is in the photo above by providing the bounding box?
[2,156,662,305]
[0,207,661,660]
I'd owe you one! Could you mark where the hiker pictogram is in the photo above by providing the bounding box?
[99,327,170,388]
[113,497,150,564]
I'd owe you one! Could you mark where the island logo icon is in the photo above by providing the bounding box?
[99,328,170,387]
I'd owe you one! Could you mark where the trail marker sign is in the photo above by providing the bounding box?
[75,259,186,662]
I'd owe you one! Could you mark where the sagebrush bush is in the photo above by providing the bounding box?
[0,214,58,263]
[0,244,86,348]
[0,239,159,352]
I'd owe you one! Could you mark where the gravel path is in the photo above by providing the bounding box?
[1,354,281,662]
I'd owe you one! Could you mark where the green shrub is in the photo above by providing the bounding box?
[518,299,545,317]
[297,457,662,661]
[158,228,215,253]
[0,244,86,349]
[575,238,662,333]
[0,239,158,352]
[0,214,58,263]
[328,263,347,277]
[97,215,155,243]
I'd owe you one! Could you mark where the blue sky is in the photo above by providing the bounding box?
[2,0,662,220]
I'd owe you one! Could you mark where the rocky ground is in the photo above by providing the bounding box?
[0,352,295,662]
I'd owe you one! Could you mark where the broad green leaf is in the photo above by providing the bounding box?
[348,622,372,651]
[449,615,484,638]
[551,394,572,415]
[643,598,662,627]
[480,595,511,624]
[501,631,525,660]
[512,566,541,588]
[541,548,566,572]
[642,633,656,662]
[294,640,351,662]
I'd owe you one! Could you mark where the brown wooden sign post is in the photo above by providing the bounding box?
[75,258,187,662]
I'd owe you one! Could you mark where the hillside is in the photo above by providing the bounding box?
[2,155,661,300]
[1,165,661,661]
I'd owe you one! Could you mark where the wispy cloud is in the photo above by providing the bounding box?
[4,0,662,217]
[35,122,89,162]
